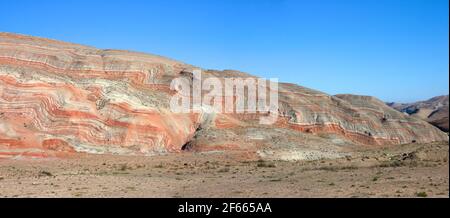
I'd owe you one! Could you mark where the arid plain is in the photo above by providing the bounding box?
[1,142,447,198]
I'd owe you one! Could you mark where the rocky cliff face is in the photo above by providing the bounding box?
[0,33,447,159]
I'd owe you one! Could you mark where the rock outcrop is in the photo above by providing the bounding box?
[0,33,447,158]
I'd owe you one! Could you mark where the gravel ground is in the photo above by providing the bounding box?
[0,142,448,198]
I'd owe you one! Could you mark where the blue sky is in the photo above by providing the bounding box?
[0,0,448,102]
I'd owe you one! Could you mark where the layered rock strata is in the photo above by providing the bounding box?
[0,33,447,158]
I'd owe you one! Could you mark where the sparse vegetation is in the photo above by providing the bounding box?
[0,141,447,198]
[379,160,403,168]
[256,160,276,168]
[416,192,428,197]
[218,167,230,173]
[39,171,53,177]
[119,164,129,171]
[154,163,164,168]
[317,165,358,171]
[73,192,83,197]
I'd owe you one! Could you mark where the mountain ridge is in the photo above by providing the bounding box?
[0,32,447,159]
[387,95,449,132]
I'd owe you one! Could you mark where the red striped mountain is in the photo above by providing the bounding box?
[0,33,447,159]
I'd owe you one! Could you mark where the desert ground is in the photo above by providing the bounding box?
[0,142,448,198]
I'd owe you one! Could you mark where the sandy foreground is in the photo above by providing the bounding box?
[0,142,448,198]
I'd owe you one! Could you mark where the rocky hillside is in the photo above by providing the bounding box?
[387,95,449,132]
[0,33,447,159]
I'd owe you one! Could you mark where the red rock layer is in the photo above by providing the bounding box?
[0,33,447,158]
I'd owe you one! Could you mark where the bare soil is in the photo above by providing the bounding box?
[0,142,448,198]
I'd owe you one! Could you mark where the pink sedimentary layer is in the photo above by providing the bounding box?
[0,33,201,157]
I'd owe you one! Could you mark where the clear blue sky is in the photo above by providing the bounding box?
[0,0,448,102]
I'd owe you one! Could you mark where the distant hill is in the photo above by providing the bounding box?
[387,95,449,132]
